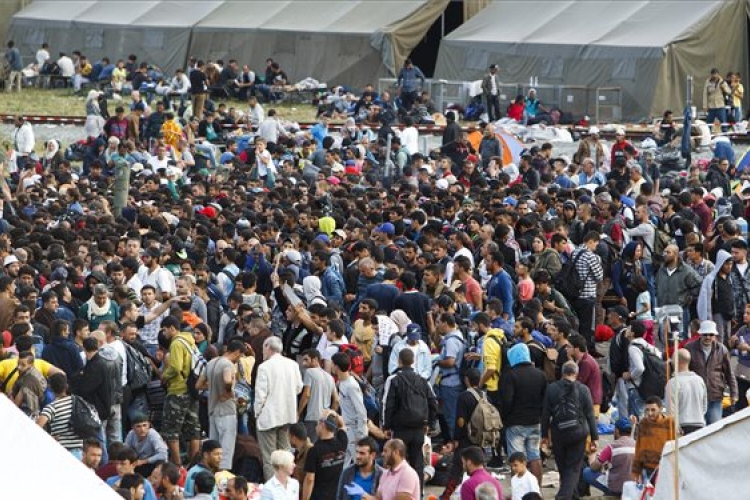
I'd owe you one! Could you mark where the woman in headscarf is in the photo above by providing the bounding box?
[611,241,645,312]
[370,314,401,392]
[41,139,64,174]
[697,249,735,343]
[84,89,106,139]
[302,276,326,307]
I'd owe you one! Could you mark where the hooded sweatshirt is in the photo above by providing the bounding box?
[500,343,547,426]
[697,249,734,321]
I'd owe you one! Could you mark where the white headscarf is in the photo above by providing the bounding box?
[697,249,732,320]
[302,276,326,307]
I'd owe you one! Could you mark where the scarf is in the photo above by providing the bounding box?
[86,296,111,318]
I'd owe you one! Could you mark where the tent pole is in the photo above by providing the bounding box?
[672,325,680,500]
[441,13,445,38]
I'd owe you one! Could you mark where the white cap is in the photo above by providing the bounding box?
[3,255,18,267]
[589,126,600,135]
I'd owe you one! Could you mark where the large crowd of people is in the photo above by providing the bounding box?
[1,40,749,500]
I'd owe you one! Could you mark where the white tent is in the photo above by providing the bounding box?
[10,0,223,75]
[654,406,750,499]
[189,0,449,88]
[9,0,448,86]
[0,394,122,499]
[434,0,750,120]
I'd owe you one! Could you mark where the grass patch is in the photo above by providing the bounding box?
[0,87,321,123]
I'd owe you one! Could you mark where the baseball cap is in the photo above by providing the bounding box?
[333,229,347,239]
[326,176,341,185]
[406,323,422,341]
[3,255,18,267]
[502,196,518,207]
[376,222,395,236]
[320,413,339,431]
[283,250,302,266]
[615,417,633,432]
[331,163,345,174]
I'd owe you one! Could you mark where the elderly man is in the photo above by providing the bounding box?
[255,336,303,480]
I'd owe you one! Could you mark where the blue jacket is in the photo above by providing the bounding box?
[487,270,514,320]
[321,267,346,304]
[42,337,83,379]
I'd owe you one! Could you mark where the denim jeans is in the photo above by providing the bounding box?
[706,108,728,132]
[705,400,723,425]
[439,383,464,440]
[506,425,541,461]
[582,467,614,496]
[628,386,645,418]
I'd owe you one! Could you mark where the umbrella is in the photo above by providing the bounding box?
[496,131,525,166]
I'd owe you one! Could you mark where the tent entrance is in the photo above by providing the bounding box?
[408,0,463,77]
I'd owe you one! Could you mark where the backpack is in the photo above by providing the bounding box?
[174,337,207,399]
[354,374,381,425]
[609,331,630,377]
[635,344,666,399]
[222,310,238,344]
[528,341,557,382]
[600,371,616,414]
[337,344,365,376]
[125,343,153,390]
[554,250,586,301]
[551,381,586,442]
[466,388,503,448]
[396,371,431,428]
[69,395,102,439]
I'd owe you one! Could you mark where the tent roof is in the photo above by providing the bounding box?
[445,0,726,49]
[194,0,431,34]
[74,0,159,26]
[133,1,223,28]
[12,1,95,22]
[0,395,123,499]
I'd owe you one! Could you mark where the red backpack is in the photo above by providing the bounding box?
[336,344,365,375]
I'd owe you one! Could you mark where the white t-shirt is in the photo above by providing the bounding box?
[511,471,540,500]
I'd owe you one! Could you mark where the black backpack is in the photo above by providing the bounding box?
[397,371,431,428]
[635,344,666,399]
[551,381,587,443]
[609,331,630,378]
[69,395,102,439]
[125,343,153,390]
[554,250,586,301]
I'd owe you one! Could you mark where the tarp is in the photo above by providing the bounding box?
[434,0,750,120]
[654,406,750,499]
[496,131,525,166]
[0,394,122,499]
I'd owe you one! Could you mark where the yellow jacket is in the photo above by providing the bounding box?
[482,328,506,392]
[163,332,196,395]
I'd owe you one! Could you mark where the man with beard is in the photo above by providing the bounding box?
[336,437,383,500]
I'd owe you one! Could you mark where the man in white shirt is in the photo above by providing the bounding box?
[36,43,50,71]
[254,336,303,481]
[137,247,176,301]
[247,96,265,128]
[258,109,286,145]
[57,53,75,78]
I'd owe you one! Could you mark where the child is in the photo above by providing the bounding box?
[516,258,535,304]
[508,452,540,500]
[631,275,654,344]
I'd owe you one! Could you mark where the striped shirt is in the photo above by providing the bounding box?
[571,247,604,299]
[40,396,83,450]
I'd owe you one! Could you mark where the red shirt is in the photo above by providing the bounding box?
[577,352,603,404]
[508,103,524,122]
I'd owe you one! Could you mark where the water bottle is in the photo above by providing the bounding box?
[738,217,748,244]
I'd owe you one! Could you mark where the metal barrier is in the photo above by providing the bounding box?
[595,87,623,123]
[377,78,620,122]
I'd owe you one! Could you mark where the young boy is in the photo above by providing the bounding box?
[106,446,159,500]
[632,396,675,484]
[508,452,540,500]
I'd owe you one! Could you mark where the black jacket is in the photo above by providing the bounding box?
[42,337,83,379]
[500,362,547,426]
[383,367,437,430]
[71,352,114,420]
[541,378,598,441]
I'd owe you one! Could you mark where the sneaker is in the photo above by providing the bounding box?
[486,456,508,471]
